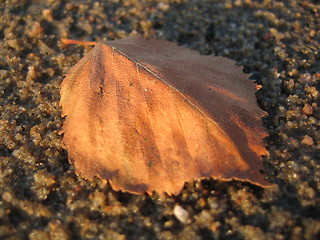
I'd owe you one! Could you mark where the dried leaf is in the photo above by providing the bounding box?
[60,37,271,195]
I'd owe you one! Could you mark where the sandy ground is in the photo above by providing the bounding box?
[0,0,319,239]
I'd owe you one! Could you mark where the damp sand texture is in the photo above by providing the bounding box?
[0,1,319,240]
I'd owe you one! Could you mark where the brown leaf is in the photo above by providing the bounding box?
[60,36,271,195]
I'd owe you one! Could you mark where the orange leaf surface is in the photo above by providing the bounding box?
[60,37,271,195]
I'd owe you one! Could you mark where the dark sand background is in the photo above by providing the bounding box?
[0,0,319,239]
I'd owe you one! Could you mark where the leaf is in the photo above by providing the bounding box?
[60,36,271,195]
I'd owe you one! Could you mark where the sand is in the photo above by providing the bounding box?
[0,0,319,239]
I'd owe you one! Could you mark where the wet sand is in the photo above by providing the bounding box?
[0,1,319,239]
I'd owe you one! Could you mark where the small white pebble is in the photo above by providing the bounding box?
[173,205,189,224]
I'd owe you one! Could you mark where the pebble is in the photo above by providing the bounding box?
[173,205,189,224]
